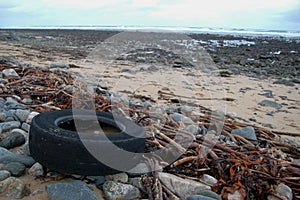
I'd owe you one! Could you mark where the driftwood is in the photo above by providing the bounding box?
[1,63,299,200]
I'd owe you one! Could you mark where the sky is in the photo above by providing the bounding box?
[1,0,300,31]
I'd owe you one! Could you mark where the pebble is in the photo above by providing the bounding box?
[227,190,243,200]
[187,195,216,200]
[259,90,274,98]
[129,177,146,191]
[105,172,128,183]
[0,112,6,121]
[102,181,141,200]
[158,172,210,199]
[199,174,218,186]
[184,124,200,135]
[28,162,44,177]
[197,190,222,200]
[0,177,28,199]
[231,126,257,144]
[50,62,70,69]
[46,180,98,200]
[25,111,40,124]
[21,123,30,132]
[0,170,11,181]
[258,99,282,109]
[275,183,292,200]
[127,162,152,177]
[86,176,105,189]
[0,147,35,167]
[2,69,19,78]
[1,162,26,177]
[22,141,30,156]
[0,130,26,149]
[0,121,21,133]
[13,109,30,122]
[171,112,194,124]
[5,97,26,109]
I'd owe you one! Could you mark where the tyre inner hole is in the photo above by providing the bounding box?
[58,119,121,134]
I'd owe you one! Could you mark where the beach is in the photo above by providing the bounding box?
[0,29,299,199]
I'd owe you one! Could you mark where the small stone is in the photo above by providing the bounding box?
[21,97,32,104]
[259,90,274,98]
[1,162,26,177]
[0,177,28,199]
[28,162,44,177]
[0,170,11,181]
[199,174,218,186]
[21,123,30,132]
[50,62,69,69]
[105,172,128,183]
[13,109,30,122]
[0,130,26,149]
[22,141,30,156]
[26,111,39,124]
[276,183,292,200]
[258,100,282,109]
[0,112,6,122]
[187,195,215,200]
[273,79,295,86]
[249,117,256,122]
[102,181,141,200]
[0,147,35,167]
[129,177,146,191]
[147,65,159,72]
[0,121,21,133]
[2,69,19,78]
[198,190,222,200]
[46,180,98,200]
[185,125,200,135]
[127,162,156,177]
[231,126,257,144]
[227,190,243,200]
[5,98,25,109]
[158,172,210,199]
[171,113,194,124]
[86,176,105,189]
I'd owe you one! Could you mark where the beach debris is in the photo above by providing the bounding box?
[0,58,299,199]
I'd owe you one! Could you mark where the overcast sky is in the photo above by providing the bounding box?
[1,0,300,31]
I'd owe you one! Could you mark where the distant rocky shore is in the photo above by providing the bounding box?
[0,29,299,82]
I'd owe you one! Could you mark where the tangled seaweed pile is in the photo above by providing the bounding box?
[1,57,299,199]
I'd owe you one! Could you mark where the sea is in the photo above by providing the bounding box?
[2,26,300,38]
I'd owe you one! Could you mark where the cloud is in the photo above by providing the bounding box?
[0,0,299,30]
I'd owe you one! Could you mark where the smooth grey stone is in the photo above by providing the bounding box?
[147,65,159,72]
[5,98,26,109]
[0,170,11,181]
[0,112,6,121]
[28,162,44,177]
[0,121,21,133]
[275,183,293,200]
[0,177,28,199]
[273,79,295,86]
[1,162,26,177]
[0,147,35,167]
[127,162,153,177]
[22,141,30,156]
[171,113,193,124]
[259,90,274,98]
[13,109,30,122]
[50,62,70,69]
[187,195,215,200]
[158,172,210,199]
[21,123,30,132]
[258,99,282,109]
[199,174,218,186]
[103,181,141,200]
[86,176,105,188]
[231,126,257,144]
[200,126,208,135]
[2,69,19,78]
[0,130,25,149]
[198,190,222,200]
[185,125,200,135]
[46,180,98,200]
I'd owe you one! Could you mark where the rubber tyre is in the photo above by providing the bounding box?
[29,109,145,175]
